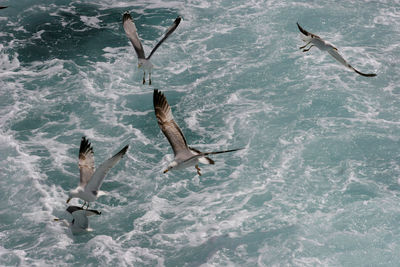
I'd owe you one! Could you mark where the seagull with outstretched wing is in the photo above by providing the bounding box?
[297,22,376,77]
[153,89,242,176]
[123,12,181,85]
[66,137,128,208]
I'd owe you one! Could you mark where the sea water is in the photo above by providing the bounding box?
[1,0,399,266]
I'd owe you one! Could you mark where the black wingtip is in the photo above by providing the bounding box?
[111,144,129,159]
[80,136,93,156]
[122,12,132,23]
[87,209,101,215]
[153,89,167,109]
[0,6,7,9]
[205,157,215,165]
[296,22,309,36]
[354,69,377,77]
[120,144,129,156]
[226,147,245,153]
[153,89,160,106]
[175,16,182,25]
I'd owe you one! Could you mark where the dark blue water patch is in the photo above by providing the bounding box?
[46,169,73,189]
[137,8,182,41]
[9,100,92,139]
[14,10,110,63]
[9,3,180,65]
[343,182,378,202]
[205,27,257,51]
[11,111,51,133]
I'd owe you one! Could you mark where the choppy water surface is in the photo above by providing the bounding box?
[1,0,400,266]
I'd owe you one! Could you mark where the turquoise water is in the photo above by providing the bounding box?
[1,0,399,266]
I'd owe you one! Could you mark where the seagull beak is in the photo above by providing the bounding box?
[66,198,71,203]
[163,169,169,174]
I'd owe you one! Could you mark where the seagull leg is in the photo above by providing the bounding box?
[86,203,90,210]
[302,45,314,52]
[195,165,202,176]
[81,202,87,209]
[149,73,152,85]
[143,72,146,84]
[299,41,311,49]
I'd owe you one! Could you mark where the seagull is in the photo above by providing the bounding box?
[153,89,242,176]
[66,137,129,208]
[297,22,376,77]
[122,12,182,85]
[54,206,101,233]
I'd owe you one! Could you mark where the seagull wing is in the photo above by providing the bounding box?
[326,48,377,77]
[182,148,244,164]
[85,145,129,193]
[79,137,95,188]
[296,22,321,39]
[123,12,146,59]
[153,89,188,156]
[147,16,181,60]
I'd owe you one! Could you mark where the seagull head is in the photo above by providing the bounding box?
[163,161,178,173]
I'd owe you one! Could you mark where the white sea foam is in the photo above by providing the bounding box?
[1,0,400,266]
[80,16,102,29]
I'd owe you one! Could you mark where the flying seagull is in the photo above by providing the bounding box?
[123,12,181,85]
[54,206,101,234]
[153,89,242,176]
[297,22,376,77]
[66,137,129,208]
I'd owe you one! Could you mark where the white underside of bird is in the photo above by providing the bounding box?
[297,22,376,77]
[123,12,181,85]
[67,137,128,208]
[153,89,243,176]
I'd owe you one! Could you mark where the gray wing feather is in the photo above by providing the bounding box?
[123,12,146,59]
[327,48,377,77]
[147,16,181,60]
[153,89,189,156]
[85,145,129,192]
[326,48,351,68]
[79,137,95,187]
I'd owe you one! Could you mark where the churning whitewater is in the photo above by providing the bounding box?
[1,0,399,266]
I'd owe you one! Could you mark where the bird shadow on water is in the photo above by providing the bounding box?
[164,224,297,267]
